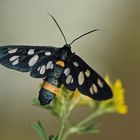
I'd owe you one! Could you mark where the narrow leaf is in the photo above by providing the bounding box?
[49,135,58,140]
[31,120,48,140]
[78,123,100,134]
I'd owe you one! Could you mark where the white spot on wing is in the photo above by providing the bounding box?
[90,84,98,95]
[90,86,94,94]
[73,62,79,67]
[40,65,46,75]
[8,48,18,54]
[45,51,51,56]
[78,71,84,85]
[12,59,19,65]
[28,55,39,66]
[10,56,19,61]
[97,79,103,88]
[85,69,90,77]
[93,84,98,93]
[71,78,74,83]
[28,49,34,55]
[64,68,70,76]
[37,66,41,71]
[46,61,53,69]
[66,75,72,84]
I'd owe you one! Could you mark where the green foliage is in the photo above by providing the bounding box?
[31,121,48,140]
[32,76,128,140]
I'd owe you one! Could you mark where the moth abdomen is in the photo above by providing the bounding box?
[39,88,56,105]
[39,64,64,105]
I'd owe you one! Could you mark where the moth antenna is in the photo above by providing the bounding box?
[69,29,99,46]
[47,13,68,44]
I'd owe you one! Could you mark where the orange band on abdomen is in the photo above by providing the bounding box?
[42,82,60,96]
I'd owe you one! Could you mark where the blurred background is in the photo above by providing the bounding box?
[0,0,139,140]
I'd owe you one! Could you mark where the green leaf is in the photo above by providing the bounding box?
[31,120,48,140]
[49,135,58,140]
[77,123,100,134]
[48,135,54,140]
[32,98,40,105]
[32,98,62,118]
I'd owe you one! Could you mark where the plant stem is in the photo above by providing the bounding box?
[60,108,105,138]
[76,108,104,128]
[57,105,67,140]
[61,129,70,140]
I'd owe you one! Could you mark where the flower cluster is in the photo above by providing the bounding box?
[103,75,128,114]
[32,75,128,140]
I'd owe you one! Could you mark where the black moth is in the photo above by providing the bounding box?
[0,14,112,105]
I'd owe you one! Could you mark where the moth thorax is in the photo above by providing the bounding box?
[59,51,68,60]
[56,60,65,67]
[59,45,71,60]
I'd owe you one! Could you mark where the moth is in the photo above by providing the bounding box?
[0,14,112,105]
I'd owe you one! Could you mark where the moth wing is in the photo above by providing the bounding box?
[61,54,112,100]
[0,45,59,78]
[61,61,78,91]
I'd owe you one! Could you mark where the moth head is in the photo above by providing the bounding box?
[59,45,72,60]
